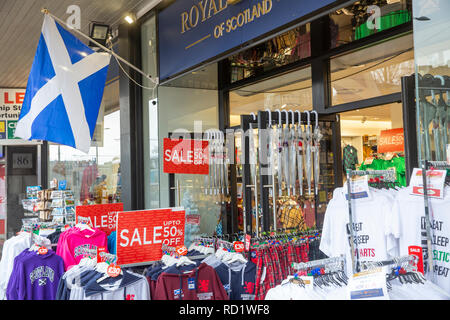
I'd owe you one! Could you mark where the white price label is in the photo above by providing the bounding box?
[347,268,389,300]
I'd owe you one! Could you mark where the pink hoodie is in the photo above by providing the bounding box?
[58,228,108,270]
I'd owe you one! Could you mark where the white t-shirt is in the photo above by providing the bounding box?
[320,187,395,275]
[387,186,450,293]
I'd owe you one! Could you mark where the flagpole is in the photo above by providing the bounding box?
[41,8,158,85]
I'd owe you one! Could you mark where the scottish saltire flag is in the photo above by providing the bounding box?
[15,15,111,153]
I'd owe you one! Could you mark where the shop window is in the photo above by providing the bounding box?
[229,24,311,83]
[330,33,414,106]
[230,66,312,127]
[413,0,450,162]
[330,0,412,49]
[48,83,121,206]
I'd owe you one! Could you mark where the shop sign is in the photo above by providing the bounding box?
[75,203,124,236]
[163,138,209,174]
[0,89,25,141]
[377,128,404,154]
[158,0,337,80]
[116,208,186,266]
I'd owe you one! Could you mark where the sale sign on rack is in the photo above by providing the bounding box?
[378,128,404,154]
[410,168,446,199]
[163,138,209,174]
[116,208,185,266]
[75,203,124,236]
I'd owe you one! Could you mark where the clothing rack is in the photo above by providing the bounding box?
[251,229,320,243]
[346,169,396,274]
[291,255,345,272]
[359,255,418,271]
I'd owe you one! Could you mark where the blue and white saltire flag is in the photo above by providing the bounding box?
[15,15,111,153]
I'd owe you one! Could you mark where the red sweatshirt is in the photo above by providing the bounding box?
[154,263,229,300]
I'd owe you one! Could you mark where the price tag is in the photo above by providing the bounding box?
[107,264,121,278]
[244,234,251,252]
[188,278,196,290]
[299,276,314,290]
[384,152,395,161]
[347,268,389,300]
[410,168,446,199]
[408,246,423,275]
[364,157,374,165]
[37,247,48,255]
[176,245,188,256]
[233,241,245,253]
[97,246,107,263]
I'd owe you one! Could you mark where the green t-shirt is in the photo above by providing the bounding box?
[359,157,407,186]
[359,158,385,171]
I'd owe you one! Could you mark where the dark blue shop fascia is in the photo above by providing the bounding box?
[158,0,341,82]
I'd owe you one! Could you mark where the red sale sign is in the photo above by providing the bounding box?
[75,203,124,236]
[116,208,186,266]
[378,128,404,153]
[408,246,424,275]
[163,138,209,174]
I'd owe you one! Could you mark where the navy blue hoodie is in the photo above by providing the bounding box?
[214,261,257,300]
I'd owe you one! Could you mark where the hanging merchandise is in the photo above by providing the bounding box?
[265,255,450,300]
[295,111,305,196]
[320,169,398,275]
[6,245,65,300]
[343,144,359,172]
[241,110,323,236]
[303,111,313,195]
[56,250,150,300]
[150,240,229,300]
[386,161,450,293]
[249,114,260,236]
[249,230,321,300]
[56,218,108,271]
[312,111,323,195]
[277,199,306,231]
[275,110,284,198]
[265,109,278,231]
[289,110,297,196]
[360,154,407,187]
[0,224,53,300]
[282,110,290,197]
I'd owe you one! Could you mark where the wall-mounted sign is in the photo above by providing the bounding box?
[0,89,25,141]
[12,153,33,169]
[158,0,337,80]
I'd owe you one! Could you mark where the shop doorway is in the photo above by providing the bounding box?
[339,102,406,186]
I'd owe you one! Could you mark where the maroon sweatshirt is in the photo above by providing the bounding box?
[154,263,229,300]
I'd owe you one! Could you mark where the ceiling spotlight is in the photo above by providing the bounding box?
[124,13,136,24]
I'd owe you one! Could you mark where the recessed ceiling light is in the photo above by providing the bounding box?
[124,14,136,24]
